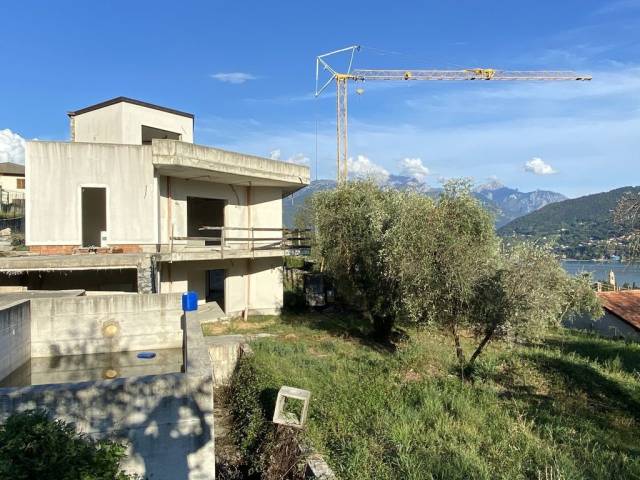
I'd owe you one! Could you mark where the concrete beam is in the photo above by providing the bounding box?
[0,254,146,272]
[152,140,310,192]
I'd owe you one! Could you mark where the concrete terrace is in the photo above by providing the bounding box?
[152,140,310,191]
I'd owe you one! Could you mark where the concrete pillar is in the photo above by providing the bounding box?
[136,257,153,294]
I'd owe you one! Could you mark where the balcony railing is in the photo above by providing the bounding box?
[172,227,311,256]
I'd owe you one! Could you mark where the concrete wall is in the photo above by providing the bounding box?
[73,102,194,145]
[0,300,30,381]
[159,257,283,315]
[26,141,158,247]
[72,102,124,143]
[121,102,193,144]
[0,372,215,479]
[566,310,640,341]
[26,143,285,249]
[29,293,184,357]
[159,178,284,247]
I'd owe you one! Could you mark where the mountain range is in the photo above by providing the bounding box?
[498,186,640,249]
[283,177,567,227]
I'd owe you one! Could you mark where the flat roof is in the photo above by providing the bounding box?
[67,96,194,119]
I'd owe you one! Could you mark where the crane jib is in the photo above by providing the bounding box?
[315,45,592,183]
[350,70,592,81]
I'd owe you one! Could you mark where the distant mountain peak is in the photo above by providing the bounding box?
[474,179,506,192]
[284,178,567,228]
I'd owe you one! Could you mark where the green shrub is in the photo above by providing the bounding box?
[228,356,278,475]
[0,410,135,480]
[284,256,305,269]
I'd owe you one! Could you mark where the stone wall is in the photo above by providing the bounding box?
[0,300,30,381]
[30,293,183,357]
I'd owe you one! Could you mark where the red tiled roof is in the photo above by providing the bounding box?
[597,290,640,331]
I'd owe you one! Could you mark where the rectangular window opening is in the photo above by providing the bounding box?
[141,125,181,145]
[187,197,225,245]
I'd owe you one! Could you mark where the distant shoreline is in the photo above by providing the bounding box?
[562,259,623,263]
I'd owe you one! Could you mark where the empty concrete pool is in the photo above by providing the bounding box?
[0,348,184,388]
[0,293,216,479]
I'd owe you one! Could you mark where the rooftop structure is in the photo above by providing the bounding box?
[597,290,640,331]
[567,289,640,341]
[0,97,310,317]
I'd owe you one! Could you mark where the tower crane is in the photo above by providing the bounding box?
[315,45,592,183]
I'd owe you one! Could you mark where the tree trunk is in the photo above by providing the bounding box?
[451,323,466,380]
[469,324,497,366]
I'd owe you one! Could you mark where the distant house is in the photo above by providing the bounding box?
[0,162,25,192]
[567,290,640,341]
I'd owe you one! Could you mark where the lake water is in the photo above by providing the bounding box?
[562,260,640,287]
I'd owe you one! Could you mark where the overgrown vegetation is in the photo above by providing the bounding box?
[311,180,600,371]
[0,409,135,480]
[227,314,640,480]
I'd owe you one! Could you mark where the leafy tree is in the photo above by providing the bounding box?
[469,244,602,366]
[615,190,640,259]
[0,410,135,480]
[387,181,601,375]
[312,181,403,339]
[386,179,499,374]
[312,180,602,374]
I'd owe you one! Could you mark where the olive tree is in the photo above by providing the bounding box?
[387,180,601,375]
[312,181,403,339]
[469,244,602,366]
[312,179,601,371]
[386,179,499,372]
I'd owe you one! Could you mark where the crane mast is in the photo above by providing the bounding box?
[316,45,592,183]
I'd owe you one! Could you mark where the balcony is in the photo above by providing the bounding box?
[162,227,310,262]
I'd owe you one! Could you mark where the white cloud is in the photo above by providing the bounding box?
[197,65,640,196]
[347,155,389,183]
[524,157,557,175]
[0,129,25,164]
[399,157,429,183]
[210,72,257,84]
[269,149,281,160]
[287,153,310,165]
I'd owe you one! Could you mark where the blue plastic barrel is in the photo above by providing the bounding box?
[182,291,198,311]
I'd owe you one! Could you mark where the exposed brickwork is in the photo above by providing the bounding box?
[29,245,77,255]
[28,244,143,255]
[110,244,143,253]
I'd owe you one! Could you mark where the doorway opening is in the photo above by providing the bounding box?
[187,197,225,245]
[81,187,106,248]
[206,269,225,310]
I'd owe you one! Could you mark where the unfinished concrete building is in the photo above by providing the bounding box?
[0,97,309,316]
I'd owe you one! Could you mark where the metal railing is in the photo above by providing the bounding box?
[172,227,311,256]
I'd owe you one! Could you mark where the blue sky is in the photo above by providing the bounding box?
[0,0,638,197]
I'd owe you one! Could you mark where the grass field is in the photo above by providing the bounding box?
[217,313,640,480]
